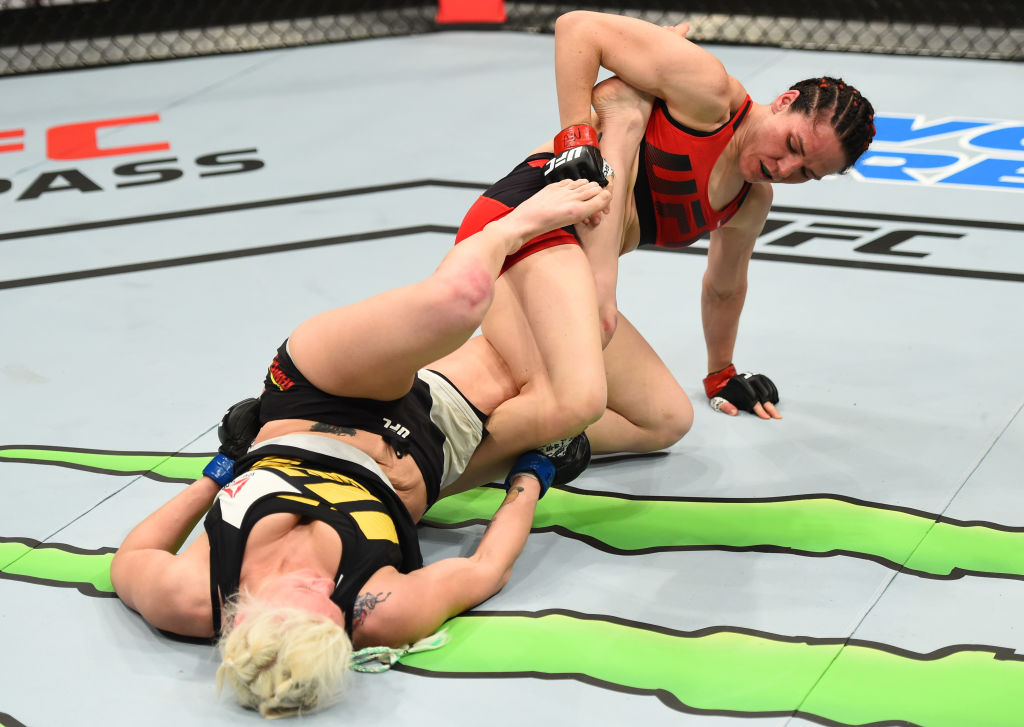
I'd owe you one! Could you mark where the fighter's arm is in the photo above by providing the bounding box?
[354,473,542,648]
[554,10,736,129]
[702,183,781,420]
[109,475,218,637]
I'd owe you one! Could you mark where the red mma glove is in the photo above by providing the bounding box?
[543,124,611,186]
[703,364,780,416]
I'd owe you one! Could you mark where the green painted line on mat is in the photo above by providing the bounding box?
[0,539,115,596]
[5,447,1024,725]
[400,611,1024,727]
[0,445,208,482]
[6,445,1024,581]
[424,485,1024,580]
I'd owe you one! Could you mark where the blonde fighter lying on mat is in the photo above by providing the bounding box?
[110,179,611,719]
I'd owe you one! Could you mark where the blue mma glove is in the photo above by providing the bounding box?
[202,397,262,486]
[503,432,592,498]
[203,453,236,487]
[504,451,556,499]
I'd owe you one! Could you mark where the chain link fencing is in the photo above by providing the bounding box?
[1,0,1020,76]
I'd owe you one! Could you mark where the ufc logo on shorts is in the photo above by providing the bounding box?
[544,147,583,174]
[383,418,410,438]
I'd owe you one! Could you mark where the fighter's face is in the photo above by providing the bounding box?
[741,96,846,185]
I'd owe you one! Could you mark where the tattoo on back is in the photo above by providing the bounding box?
[310,422,357,437]
[352,590,391,628]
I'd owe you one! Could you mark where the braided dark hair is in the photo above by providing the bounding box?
[787,76,876,173]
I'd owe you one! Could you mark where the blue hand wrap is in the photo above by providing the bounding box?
[203,452,236,487]
[504,452,555,499]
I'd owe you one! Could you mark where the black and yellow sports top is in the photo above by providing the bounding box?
[204,435,422,636]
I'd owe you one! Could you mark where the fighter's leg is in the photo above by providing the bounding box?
[578,77,653,344]
[445,241,609,491]
[586,311,693,454]
[291,180,610,402]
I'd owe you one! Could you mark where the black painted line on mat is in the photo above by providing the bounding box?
[0,444,211,483]
[649,246,1024,283]
[771,205,1024,232]
[0,570,117,599]
[0,712,30,727]
[0,535,117,556]
[0,457,184,483]
[0,225,459,290]
[0,179,486,242]
[1,181,1019,242]
[1,179,1020,287]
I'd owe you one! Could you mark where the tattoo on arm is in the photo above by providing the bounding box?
[352,590,391,628]
[310,422,357,437]
[485,486,526,533]
[501,486,525,508]
[483,483,531,535]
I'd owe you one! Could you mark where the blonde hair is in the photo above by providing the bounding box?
[216,595,353,719]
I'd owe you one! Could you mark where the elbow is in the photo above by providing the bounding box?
[487,570,513,601]
[109,551,127,596]
[554,10,586,35]
[467,556,515,605]
[555,11,600,56]
[495,565,514,593]
[483,558,514,598]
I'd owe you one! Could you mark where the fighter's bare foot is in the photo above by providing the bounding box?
[498,179,612,255]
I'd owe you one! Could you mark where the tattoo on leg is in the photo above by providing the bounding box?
[352,590,391,628]
[310,422,357,437]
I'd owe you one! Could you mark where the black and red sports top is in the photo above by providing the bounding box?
[634,95,753,248]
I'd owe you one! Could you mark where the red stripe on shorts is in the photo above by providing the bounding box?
[456,194,580,275]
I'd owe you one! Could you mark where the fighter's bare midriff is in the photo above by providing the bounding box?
[254,420,431,520]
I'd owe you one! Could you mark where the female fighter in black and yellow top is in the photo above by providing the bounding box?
[109,178,611,719]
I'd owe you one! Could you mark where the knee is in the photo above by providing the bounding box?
[431,263,495,329]
[537,384,608,442]
[598,305,618,349]
[646,395,694,451]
